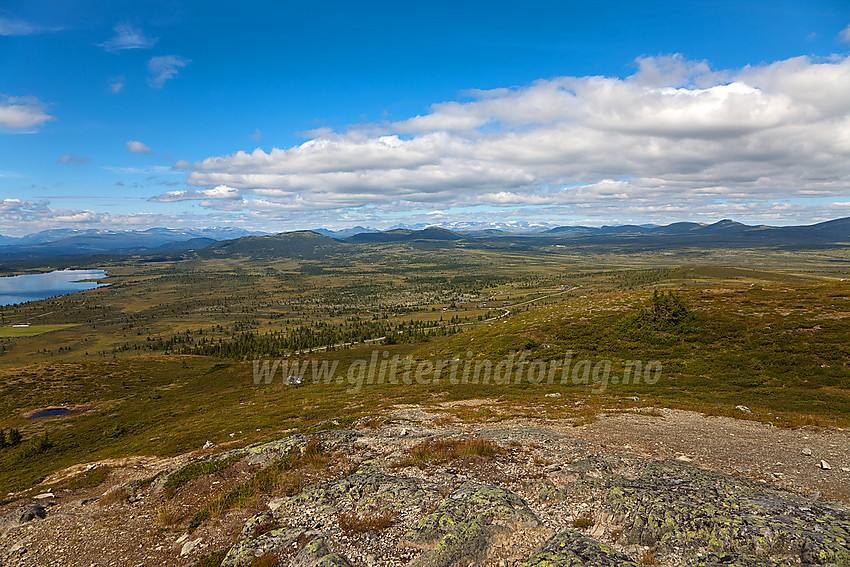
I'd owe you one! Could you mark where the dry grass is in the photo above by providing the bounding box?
[297,438,332,468]
[571,511,594,530]
[273,470,307,497]
[396,437,504,468]
[251,517,280,538]
[640,549,660,565]
[336,509,397,535]
[188,437,335,532]
[356,417,384,429]
[97,487,127,507]
[156,502,181,526]
[250,556,279,567]
[532,455,551,467]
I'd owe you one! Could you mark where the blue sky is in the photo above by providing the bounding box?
[2,0,850,235]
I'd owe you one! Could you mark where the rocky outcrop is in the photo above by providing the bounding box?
[518,530,639,566]
[562,455,850,566]
[284,467,441,515]
[0,504,46,532]
[291,537,351,567]
[2,413,848,567]
[221,527,316,567]
[404,483,548,567]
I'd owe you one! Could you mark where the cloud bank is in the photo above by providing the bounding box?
[156,54,850,225]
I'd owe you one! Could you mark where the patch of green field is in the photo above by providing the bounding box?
[0,324,76,337]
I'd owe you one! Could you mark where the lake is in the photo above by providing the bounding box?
[0,269,108,306]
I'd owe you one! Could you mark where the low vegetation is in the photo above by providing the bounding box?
[337,509,397,534]
[188,439,330,532]
[192,549,229,567]
[397,438,504,468]
[98,487,127,507]
[163,454,242,498]
[571,511,595,530]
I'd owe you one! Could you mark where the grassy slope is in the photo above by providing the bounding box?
[422,280,850,427]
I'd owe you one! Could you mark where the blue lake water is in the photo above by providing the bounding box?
[30,408,73,418]
[0,269,108,306]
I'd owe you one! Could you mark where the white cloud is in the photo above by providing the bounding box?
[98,23,157,52]
[58,153,89,165]
[126,140,153,154]
[149,185,241,202]
[147,55,190,89]
[158,54,850,225]
[0,16,60,36]
[108,75,126,94]
[0,96,55,131]
[840,24,850,44]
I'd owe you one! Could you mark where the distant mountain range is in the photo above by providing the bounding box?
[0,218,848,263]
[197,231,347,260]
[0,227,259,261]
[312,226,381,239]
[537,217,850,244]
[345,226,465,243]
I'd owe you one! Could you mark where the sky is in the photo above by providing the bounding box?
[1,0,850,235]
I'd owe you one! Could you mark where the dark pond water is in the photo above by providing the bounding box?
[0,269,108,306]
[30,408,72,418]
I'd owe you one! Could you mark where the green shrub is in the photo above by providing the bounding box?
[8,428,22,446]
[620,290,695,336]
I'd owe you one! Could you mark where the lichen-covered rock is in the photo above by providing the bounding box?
[404,483,546,567]
[688,552,786,566]
[236,511,275,541]
[566,456,850,566]
[291,536,351,567]
[285,467,440,515]
[518,530,639,566]
[244,430,357,466]
[220,527,312,567]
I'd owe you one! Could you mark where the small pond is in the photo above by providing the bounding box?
[29,408,73,419]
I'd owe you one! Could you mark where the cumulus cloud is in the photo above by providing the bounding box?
[58,153,89,165]
[147,55,190,89]
[126,140,153,154]
[149,185,241,202]
[162,54,850,224]
[0,96,55,131]
[98,23,157,52]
